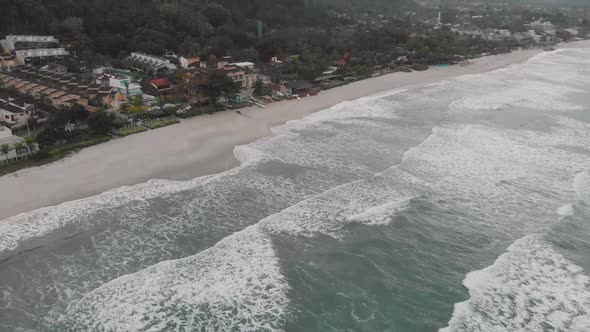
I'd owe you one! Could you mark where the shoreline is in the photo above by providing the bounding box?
[0,47,546,220]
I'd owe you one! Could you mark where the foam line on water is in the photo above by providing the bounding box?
[441,234,590,332]
[58,225,288,331]
[259,168,425,238]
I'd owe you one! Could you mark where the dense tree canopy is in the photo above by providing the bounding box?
[0,0,414,65]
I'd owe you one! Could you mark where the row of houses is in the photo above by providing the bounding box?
[2,63,180,113]
[0,68,109,112]
[0,35,69,67]
[123,53,177,72]
[0,39,265,112]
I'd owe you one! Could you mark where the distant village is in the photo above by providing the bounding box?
[0,3,587,172]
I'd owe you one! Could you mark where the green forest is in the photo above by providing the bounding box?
[0,0,414,64]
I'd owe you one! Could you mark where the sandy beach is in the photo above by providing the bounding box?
[0,48,544,220]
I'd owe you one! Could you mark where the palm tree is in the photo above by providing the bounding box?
[124,80,130,100]
[13,141,24,157]
[24,136,35,154]
[1,144,11,161]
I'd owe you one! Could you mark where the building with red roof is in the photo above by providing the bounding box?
[145,78,172,96]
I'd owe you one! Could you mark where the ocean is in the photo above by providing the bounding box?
[1,47,589,332]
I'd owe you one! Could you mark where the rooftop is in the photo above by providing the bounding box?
[149,78,170,89]
[285,80,314,90]
[0,102,27,114]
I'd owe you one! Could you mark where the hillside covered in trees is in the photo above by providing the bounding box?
[0,0,416,65]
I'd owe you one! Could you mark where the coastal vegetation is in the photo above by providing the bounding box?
[177,105,220,118]
[116,126,148,137]
[144,118,181,130]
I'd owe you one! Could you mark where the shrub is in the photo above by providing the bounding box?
[411,63,429,71]
[144,119,180,129]
[34,149,52,161]
[117,126,148,136]
[177,105,217,118]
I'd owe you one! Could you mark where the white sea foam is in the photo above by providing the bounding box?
[449,79,582,113]
[233,144,268,164]
[347,197,415,225]
[573,171,589,202]
[266,87,408,137]
[557,204,575,217]
[441,234,590,332]
[59,225,288,332]
[0,178,203,253]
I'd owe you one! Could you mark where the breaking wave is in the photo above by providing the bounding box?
[441,234,590,332]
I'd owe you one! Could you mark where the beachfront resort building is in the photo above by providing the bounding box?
[223,63,258,89]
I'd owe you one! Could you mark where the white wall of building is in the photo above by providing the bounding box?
[15,48,69,62]
[0,126,12,139]
[1,35,58,51]
[108,76,142,97]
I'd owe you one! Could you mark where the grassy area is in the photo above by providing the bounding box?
[116,126,148,137]
[0,136,111,176]
[0,157,57,176]
[144,118,180,129]
[48,136,111,156]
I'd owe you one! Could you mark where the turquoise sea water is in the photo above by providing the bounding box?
[1,47,589,331]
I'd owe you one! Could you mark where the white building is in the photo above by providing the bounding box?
[179,56,201,69]
[0,126,12,139]
[0,98,33,127]
[230,62,255,70]
[1,35,58,51]
[125,53,177,71]
[14,48,69,62]
[108,75,142,97]
[0,126,32,160]
[565,28,579,36]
